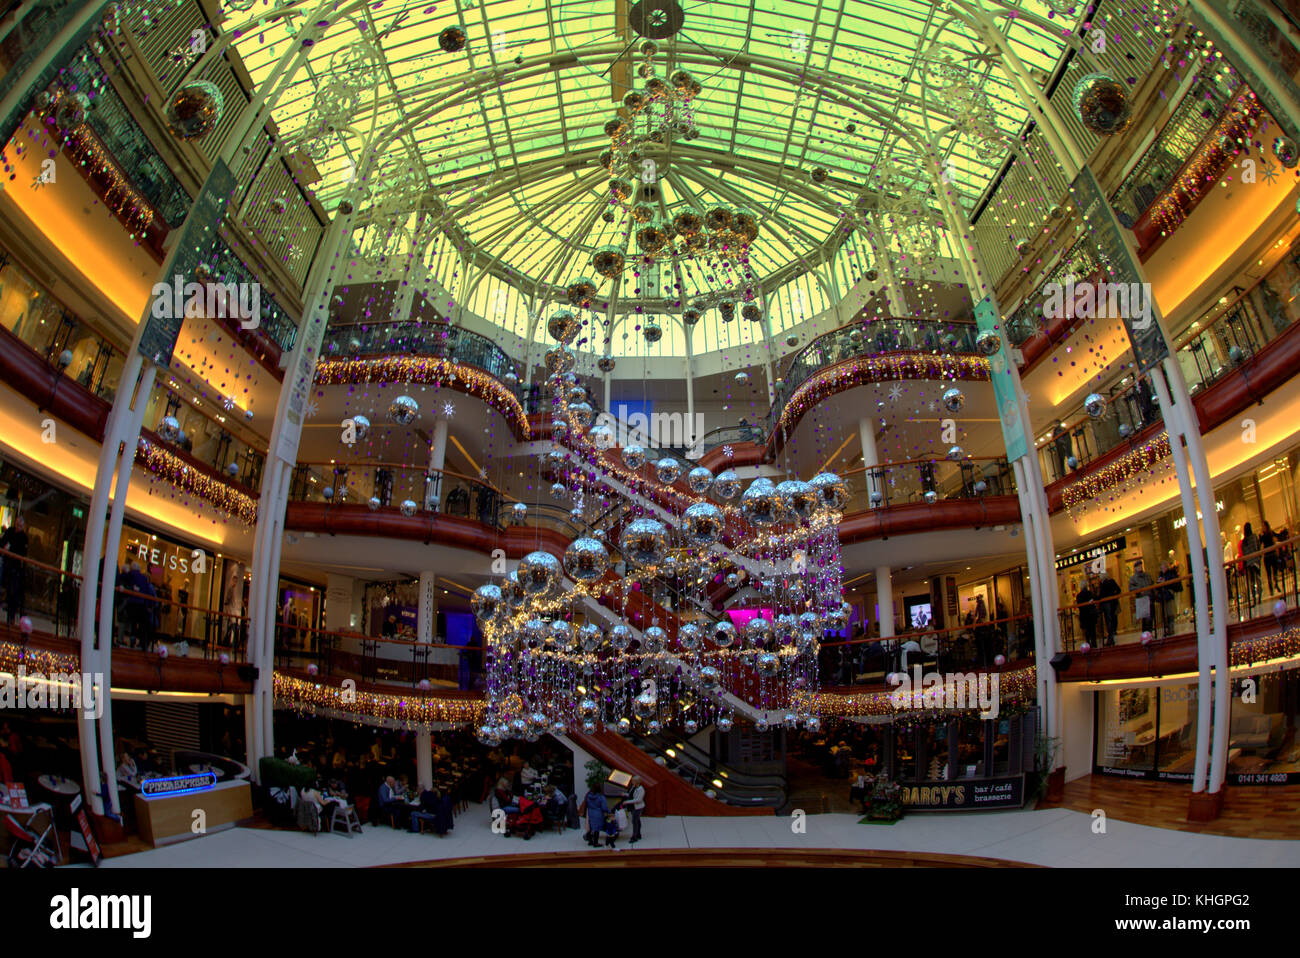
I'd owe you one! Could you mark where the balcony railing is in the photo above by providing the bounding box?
[776,318,981,413]
[839,456,1016,512]
[321,320,522,393]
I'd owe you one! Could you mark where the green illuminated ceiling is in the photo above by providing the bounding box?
[232,0,1081,308]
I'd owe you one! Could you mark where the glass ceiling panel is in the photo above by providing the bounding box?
[231,0,1083,336]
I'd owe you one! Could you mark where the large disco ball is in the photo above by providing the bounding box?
[567,277,598,309]
[610,625,633,651]
[756,651,780,676]
[633,691,657,718]
[1274,136,1299,169]
[941,387,965,413]
[687,466,714,494]
[623,444,648,470]
[643,321,663,343]
[678,622,702,650]
[682,307,703,326]
[641,626,667,653]
[164,80,225,139]
[549,619,574,648]
[544,345,575,375]
[655,457,683,484]
[523,619,547,649]
[472,584,504,622]
[1072,72,1132,136]
[740,478,785,525]
[517,551,562,594]
[975,329,1001,356]
[579,623,603,652]
[438,25,468,51]
[699,666,721,690]
[711,620,737,649]
[713,469,741,500]
[592,245,626,278]
[399,499,418,516]
[1084,392,1106,418]
[350,414,371,441]
[620,517,669,566]
[777,479,817,521]
[597,356,616,373]
[717,300,736,323]
[775,613,798,645]
[388,395,420,425]
[744,616,773,648]
[564,537,611,581]
[681,501,725,546]
[55,92,90,130]
[157,415,181,443]
[567,401,594,429]
[547,311,581,344]
[808,472,849,512]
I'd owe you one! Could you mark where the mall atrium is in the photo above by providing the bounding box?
[0,0,1298,874]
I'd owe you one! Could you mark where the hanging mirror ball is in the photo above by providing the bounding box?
[941,387,965,413]
[388,395,420,425]
[1084,392,1106,418]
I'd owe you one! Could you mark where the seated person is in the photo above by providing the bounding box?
[377,775,410,827]
[409,787,454,836]
[541,784,566,822]
[494,786,520,816]
[519,760,540,787]
[116,753,138,786]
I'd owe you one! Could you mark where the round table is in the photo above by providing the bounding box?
[37,774,80,796]
[188,764,227,779]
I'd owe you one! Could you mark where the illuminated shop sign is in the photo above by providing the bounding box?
[139,772,217,799]
[899,774,1025,810]
[1055,536,1126,572]
[1173,500,1224,531]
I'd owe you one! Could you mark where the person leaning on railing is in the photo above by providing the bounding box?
[0,517,29,626]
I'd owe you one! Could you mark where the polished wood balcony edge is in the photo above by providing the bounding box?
[383,848,1038,867]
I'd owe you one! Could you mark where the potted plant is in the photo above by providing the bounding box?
[584,759,610,793]
[1031,734,1063,804]
[865,776,904,822]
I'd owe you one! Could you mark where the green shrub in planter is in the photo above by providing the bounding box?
[867,777,904,822]
[259,757,317,790]
[584,759,610,793]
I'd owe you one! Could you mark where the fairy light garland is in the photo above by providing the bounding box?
[314,356,529,438]
[809,664,1039,719]
[1060,432,1173,516]
[274,672,487,726]
[777,354,990,434]
[0,640,81,677]
[136,438,258,525]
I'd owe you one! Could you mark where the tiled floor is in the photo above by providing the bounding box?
[83,800,1300,868]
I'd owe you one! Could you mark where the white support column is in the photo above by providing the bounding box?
[94,363,157,815]
[1164,362,1230,792]
[425,419,448,511]
[416,728,433,791]
[857,416,883,506]
[246,203,355,777]
[417,571,436,646]
[1150,370,1214,793]
[876,567,894,640]
[684,351,698,458]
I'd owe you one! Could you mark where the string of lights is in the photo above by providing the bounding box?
[136,438,259,525]
[1060,432,1173,516]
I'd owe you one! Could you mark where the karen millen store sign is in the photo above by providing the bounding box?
[900,775,1025,811]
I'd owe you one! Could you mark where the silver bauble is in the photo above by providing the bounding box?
[713,469,741,500]
[550,482,568,500]
[744,616,773,648]
[633,692,656,718]
[366,497,381,512]
[157,415,181,443]
[472,584,503,622]
[687,466,714,494]
[547,311,581,344]
[975,329,1002,356]
[579,623,603,652]
[699,666,721,690]
[564,537,611,581]
[756,652,780,676]
[681,501,725,546]
[711,620,737,649]
[610,625,633,651]
[642,625,667,653]
[717,715,734,733]
[510,501,529,524]
[350,414,371,440]
[678,622,702,651]
[941,387,965,413]
[567,402,594,429]
[1084,392,1106,418]
[619,517,669,566]
[777,479,817,521]
[655,457,683,484]
[947,445,965,460]
[923,490,939,505]
[517,551,562,594]
[623,444,648,470]
[399,499,418,516]
[388,395,420,425]
[740,478,785,525]
[808,472,850,512]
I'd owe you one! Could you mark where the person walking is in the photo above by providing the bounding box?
[1242,522,1263,611]
[1155,561,1182,638]
[1261,520,1280,594]
[0,517,29,626]
[581,783,611,848]
[1129,559,1155,634]
[1097,570,1121,646]
[625,776,646,846]
[1076,577,1097,648]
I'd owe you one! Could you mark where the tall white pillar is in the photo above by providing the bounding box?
[857,416,883,506]
[417,728,433,791]
[417,571,436,646]
[425,419,448,511]
[875,567,894,640]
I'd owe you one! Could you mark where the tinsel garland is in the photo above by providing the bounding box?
[1060,432,1173,516]
[777,354,990,433]
[1230,626,1300,668]
[274,672,487,726]
[314,356,529,438]
[135,438,258,525]
[0,640,82,676]
[808,664,1039,719]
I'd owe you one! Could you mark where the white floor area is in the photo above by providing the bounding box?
[85,804,1300,868]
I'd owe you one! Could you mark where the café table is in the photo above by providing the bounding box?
[188,763,227,779]
[37,774,81,797]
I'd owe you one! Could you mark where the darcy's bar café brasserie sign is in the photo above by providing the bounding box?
[900,774,1025,811]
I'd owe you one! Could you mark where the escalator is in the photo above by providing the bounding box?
[624,728,787,810]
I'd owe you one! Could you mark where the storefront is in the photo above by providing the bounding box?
[1090,666,1300,784]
